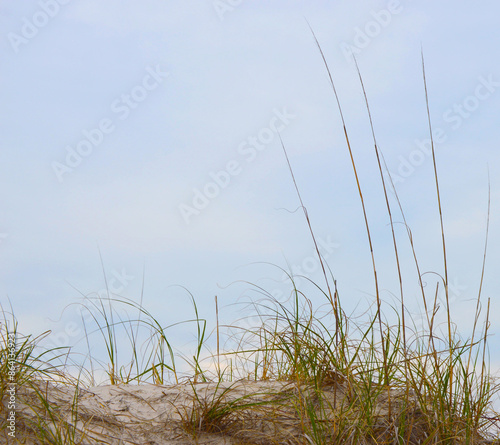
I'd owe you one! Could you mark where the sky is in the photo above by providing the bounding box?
[1,1,500,381]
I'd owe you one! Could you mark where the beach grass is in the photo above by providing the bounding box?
[1,43,499,444]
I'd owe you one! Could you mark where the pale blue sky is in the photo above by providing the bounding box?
[1,1,499,377]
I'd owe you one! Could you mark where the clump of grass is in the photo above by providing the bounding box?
[0,302,68,389]
[0,304,94,443]
[171,380,283,441]
[74,288,216,386]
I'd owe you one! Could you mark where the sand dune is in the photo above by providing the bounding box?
[5,379,315,444]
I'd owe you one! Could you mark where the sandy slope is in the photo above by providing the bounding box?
[4,379,311,444]
[3,377,498,444]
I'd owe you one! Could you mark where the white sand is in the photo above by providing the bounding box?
[7,379,310,444]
